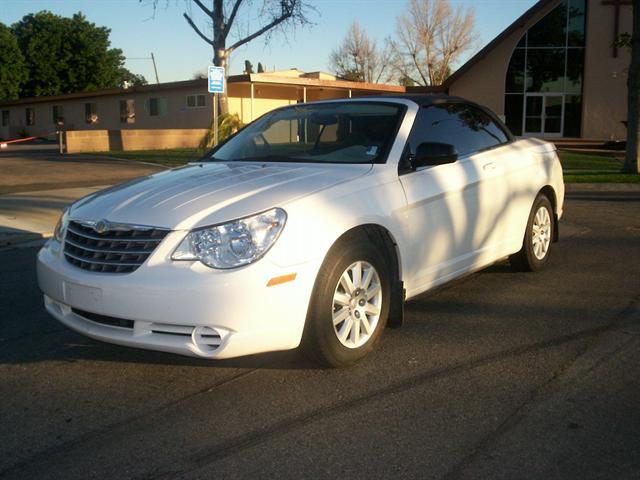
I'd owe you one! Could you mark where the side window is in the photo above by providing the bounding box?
[52,105,64,123]
[186,94,206,108]
[149,97,168,117]
[407,104,509,158]
[120,99,135,124]
[25,107,35,126]
[463,105,510,152]
[85,103,98,124]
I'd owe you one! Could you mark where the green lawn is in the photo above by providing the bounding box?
[557,151,623,170]
[93,148,203,167]
[563,173,640,183]
[558,150,639,183]
[94,147,639,183]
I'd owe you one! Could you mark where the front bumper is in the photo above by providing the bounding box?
[36,237,318,359]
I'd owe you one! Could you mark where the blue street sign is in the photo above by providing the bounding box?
[208,66,225,94]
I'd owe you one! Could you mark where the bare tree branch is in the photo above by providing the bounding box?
[183,12,214,46]
[224,0,244,38]
[172,0,314,113]
[388,0,478,86]
[329,22,393,83]
[192,0,213,18]
[227,10,293,51]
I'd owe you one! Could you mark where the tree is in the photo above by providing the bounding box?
[148,0,313,112]
[328,21,391,83]
[622,0,640,174]
[11,11,140,97]
[388,0,478,86]
[244,59,254,74]
[257,62,265,73]
[0,23,28,100]
[119,68,148,87]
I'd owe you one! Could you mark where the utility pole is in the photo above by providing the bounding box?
[151,53,160,84]
[623,0,640,174]
[125,54,160,84]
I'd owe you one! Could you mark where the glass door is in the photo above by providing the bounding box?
[523,94,564,137]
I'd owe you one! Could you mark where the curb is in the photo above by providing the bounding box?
[565,182,640,193]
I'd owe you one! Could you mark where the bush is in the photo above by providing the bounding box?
[199,113,242,149]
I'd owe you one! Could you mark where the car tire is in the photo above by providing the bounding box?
[510,194,554,272]
[301,234,391,367]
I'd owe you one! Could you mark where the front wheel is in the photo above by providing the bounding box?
[510,194,554,272]
[301,236,391,367]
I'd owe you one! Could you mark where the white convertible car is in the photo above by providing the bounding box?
[37,96,564,366]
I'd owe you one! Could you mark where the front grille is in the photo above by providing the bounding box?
[63,220,169,273]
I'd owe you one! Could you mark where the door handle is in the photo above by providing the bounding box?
[482,162,497,171]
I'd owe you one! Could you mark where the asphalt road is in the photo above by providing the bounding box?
[0,146,163,195]
[1,194,639,480]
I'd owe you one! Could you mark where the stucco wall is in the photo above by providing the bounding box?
[0,87,213,141]
[227,83,297,124]
[582,1,632,139]
[65,130,110,153]
[65,128,209,153]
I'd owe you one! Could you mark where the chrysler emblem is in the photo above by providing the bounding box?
[94,220,109,234]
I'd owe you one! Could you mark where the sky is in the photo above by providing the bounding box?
[0,0,539,83]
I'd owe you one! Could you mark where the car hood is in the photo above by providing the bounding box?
[70,161,372,230]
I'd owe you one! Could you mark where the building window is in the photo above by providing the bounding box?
[52,105,64,124]
[1,110,9,127]
[504,0,586,137]
[26,107,35,126]
[186,94,206,108]
[85,103,98,124]
[120,99,135,124]
[149,97,168,116]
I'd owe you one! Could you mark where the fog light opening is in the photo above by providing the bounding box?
[191,326,222,353]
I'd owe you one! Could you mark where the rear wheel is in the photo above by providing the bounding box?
[301,236,390,367]
[510,194,554,271]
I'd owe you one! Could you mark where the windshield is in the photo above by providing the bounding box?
[207,102,405,164]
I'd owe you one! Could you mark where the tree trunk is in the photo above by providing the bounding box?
[212,0,229,115]
[623,0,640,174]
[213,47,229,115]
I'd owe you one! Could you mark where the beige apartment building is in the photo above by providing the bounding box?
[0,69,403,151]
[0,0,634,148]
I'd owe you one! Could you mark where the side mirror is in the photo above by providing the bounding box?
[413,142,458,169]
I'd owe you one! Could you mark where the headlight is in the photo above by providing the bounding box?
[53,208,69,242]
[172,208,287,269]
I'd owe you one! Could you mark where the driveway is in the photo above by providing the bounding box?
[0,192,638,479]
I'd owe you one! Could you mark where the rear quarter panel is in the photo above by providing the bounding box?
[501,138,564,255]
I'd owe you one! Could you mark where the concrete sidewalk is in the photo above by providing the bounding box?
[0,186,104,248]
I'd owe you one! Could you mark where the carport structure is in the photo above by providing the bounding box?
[226,70,406,124]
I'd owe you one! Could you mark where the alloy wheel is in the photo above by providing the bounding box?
[332,261,383,349]
[532,206,552,260]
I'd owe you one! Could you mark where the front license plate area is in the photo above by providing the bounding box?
[64,282,103,313]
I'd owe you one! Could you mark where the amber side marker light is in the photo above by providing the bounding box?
[267,273,297,287]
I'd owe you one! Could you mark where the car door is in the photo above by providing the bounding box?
[398,103,512,296]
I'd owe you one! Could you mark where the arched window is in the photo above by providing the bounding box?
[504,0,586,137]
